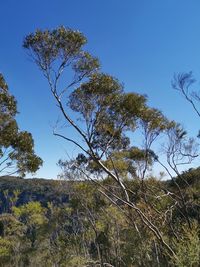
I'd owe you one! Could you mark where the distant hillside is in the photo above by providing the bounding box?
[0,167,199,215]
[0,176,70,213]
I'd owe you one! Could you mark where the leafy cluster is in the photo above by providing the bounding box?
[0,74,42,176]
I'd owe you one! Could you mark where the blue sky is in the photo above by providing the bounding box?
[1,0,200,178]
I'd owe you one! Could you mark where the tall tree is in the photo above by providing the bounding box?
[23,26,183,257]
[0,74,42,176]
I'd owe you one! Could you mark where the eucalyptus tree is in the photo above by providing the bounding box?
[0,74,42,176]
[23,26,180,257]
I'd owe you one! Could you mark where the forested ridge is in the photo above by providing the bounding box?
[0,176,69,213]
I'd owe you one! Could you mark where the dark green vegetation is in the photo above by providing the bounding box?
[0,176,69,213]
[0,169,199,266]
[0,26,200,266]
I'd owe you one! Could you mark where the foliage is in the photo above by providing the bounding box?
[171,222,200,267]
[0,168,199,266]
[0,74,42,176]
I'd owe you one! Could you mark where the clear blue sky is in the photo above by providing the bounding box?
[1,0,200,178]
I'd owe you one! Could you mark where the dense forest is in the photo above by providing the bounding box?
[0,26,200,266]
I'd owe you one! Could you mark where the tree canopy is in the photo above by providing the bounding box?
[0,74,42,176]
